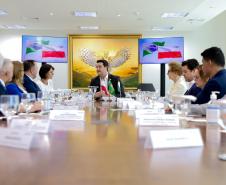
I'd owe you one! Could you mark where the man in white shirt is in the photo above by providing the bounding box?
[90,59,125,99]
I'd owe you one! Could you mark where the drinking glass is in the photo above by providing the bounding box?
[21,93,36,113]
[0,95,19,123]
[37,91,43,101]
[88,86,98,101]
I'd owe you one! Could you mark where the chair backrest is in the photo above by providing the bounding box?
[137,83,155,92]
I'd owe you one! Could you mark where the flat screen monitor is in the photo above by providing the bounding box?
[139,37,184,64]
[22,35,68,63]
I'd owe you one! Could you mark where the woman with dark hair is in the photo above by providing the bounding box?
[36,63,54,92]
[194,65,209,90]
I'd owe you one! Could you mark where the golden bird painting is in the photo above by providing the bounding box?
[70,35,140,89]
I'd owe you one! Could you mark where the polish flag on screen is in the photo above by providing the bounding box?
[42,51,65,58]
[158,51,182,59]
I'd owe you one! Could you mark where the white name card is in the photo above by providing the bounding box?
[145,128,203,149]
[138,114,179,127]
[49,110,85,121]
[52,121,85,131]
[135,109,160,119]
[0,128,34,150]
[10,119,50,134]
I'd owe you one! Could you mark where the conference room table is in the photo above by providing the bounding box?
[0,102,226,185]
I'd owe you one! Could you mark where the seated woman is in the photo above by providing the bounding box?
[193,65,209,90]
[190,65,209,115]
[167,62,187,96]
[6,61,41,112]
[36,63,54,92]
[6,61,27,99]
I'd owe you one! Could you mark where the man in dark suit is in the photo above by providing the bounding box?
[23,60,41,96]
[182,59,201,97]
[0,56,13,95]
[194,47,226,104]
[90,59,125,99]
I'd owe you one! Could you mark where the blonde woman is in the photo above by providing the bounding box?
[6,61,27,99]
[6,61,41,112]
[167,62,187,96]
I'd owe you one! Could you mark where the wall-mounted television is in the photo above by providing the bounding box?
[139,37,184,64]
[22,35,68,63]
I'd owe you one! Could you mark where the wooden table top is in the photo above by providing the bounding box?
[0,102,226,185]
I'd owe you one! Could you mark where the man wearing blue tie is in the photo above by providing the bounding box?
[23,60,41,96]
[182,59,201,97]
[194,47,226,104]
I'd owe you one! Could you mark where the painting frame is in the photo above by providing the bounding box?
[68,34,142,89]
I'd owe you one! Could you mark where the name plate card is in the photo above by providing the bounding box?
[0,128,34,150]
[10,119,50,134]
[135,109,161,119]
[49,110,85,121]
[52,121,85,131]
[145,128,203,149]
[138,114,179,127]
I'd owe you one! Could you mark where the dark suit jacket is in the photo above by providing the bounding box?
[0,82,6,95]
[23,75,41,96]
[193,69,226,104]
[184,83,201,97]
[90,74,125,98]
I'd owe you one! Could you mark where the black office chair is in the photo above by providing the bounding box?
[137,83,155,92]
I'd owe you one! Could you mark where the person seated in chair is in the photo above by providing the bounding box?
[182,59,201,97]
[90,59,125,99]
[0,55,13,95]
[23,60,41,96]
[193,47,226,104]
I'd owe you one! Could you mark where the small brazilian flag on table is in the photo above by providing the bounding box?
[108,79,115,96]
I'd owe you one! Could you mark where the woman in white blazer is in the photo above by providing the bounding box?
[167,62,187,96]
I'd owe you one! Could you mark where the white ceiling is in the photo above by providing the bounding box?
[0,0,226,34]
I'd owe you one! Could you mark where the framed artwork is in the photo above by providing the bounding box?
[68,35,142,89]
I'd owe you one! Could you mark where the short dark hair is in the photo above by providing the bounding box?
[23,60,36,72]
[97,59,109,68]
[182,59,199,71]
[39,63,55,79]
[201,47,225,67]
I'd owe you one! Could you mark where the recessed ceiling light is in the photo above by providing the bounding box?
[31,17,40,21]
[187,18,205,22]
[161,12,189,18]
[0,24,26,29]
[117,14,121,17]
[80,26,99,30]
[74,11,97,17]
[49,12,54,16]
[152,26,173,31]
[0,10,8,16]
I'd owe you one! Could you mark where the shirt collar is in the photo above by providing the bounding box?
[0,79,5,87]
[25,74,35,82]
[100,73,108,81]
[188,80,195,88]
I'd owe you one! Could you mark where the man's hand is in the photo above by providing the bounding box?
[94,91,106,98]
